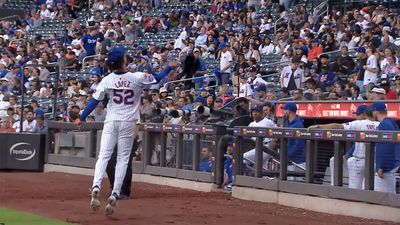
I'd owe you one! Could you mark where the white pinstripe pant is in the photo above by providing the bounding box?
[92,121,136,197]
[374,167,399,193]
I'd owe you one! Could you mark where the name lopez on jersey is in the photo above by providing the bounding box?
[115,80,131,88]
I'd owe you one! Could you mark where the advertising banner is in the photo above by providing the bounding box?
[275,102,400,119]
[0,133,45,171]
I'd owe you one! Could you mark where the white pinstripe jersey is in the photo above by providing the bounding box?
[343,119,380,158]
[92,72,156,122]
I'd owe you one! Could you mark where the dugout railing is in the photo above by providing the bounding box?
[138,123,227,186]
[232,126,400,208]
[43,121,400,208]
[45,122,227,186]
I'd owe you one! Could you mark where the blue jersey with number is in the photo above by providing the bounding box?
[92,71,156,122]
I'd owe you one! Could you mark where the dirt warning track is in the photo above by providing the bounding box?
[0,172,396,225]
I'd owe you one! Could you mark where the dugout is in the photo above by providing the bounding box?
[275,100,400,180]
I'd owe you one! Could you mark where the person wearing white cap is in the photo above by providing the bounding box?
[0,77,12,93]
[159,87,168,99]
[76,90,88,109]
[370,87,386,100]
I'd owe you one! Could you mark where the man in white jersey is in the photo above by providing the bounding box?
[78,46,175,215]
[363,46,378,85]
[243,104,277,170]
[308,105,379,189]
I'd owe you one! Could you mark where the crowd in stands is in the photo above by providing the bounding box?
[0,0,400,134]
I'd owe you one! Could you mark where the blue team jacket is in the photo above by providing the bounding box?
[285,117,306,164]
[376,118,400,172]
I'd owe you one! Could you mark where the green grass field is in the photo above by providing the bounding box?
[0,207,75,225]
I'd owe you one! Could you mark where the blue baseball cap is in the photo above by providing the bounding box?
[107,46,126,63]
[371,102,387,112]
[256,84,267,92]
[352,105,368,115]
[251,104,263,112]
[194,96,206,104]
[356,47,366,53]
[280,103,297,112]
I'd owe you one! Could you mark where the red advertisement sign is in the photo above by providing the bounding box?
[275,102,400,119]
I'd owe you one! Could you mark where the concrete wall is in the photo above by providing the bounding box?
[232,186,400,223]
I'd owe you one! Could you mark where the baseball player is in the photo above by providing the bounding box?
[280,103,306,181]
[308,105,379,189]
[371,102,400,193]
[243,104,277,170]
[78,46,175,215]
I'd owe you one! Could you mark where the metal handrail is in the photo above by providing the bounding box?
[274,17,285,35]
[9,39,25,45]
[0,15,20,21]
[317,48,356,59]
[262,60,290,68]
[313,0,328,17]
[163,74,219,89]
[261,72,280,79]
[82,54,101,68]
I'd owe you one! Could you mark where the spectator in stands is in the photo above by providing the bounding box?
[355,47,368,91]
[308,39,323,61]
[348,85,363,100]
[0,116,15,133]
[380,79,397,100]
[395,76,400,96]
[247,66,266,90]
[381,53,398,77]
[29,99,44,117]
[36,114,47,134]
[246,84,268,105]
[80,27,98,57]
[363,45,378,85]
[333,46,355,75]
[218,43,233,85]
[292,88,304,101]
[193,48,207,90]
[38,4,51,20]
[280,57,303,92]
[199,147,213,172]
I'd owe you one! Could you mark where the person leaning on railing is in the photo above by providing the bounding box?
[371,102,400,193]
[280,102,306,180]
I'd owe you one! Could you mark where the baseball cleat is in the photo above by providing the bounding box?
[90,187,100,211]
[105,193,118,215]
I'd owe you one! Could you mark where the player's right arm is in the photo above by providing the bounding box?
[307,123,344,131]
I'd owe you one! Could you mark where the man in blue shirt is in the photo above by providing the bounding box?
[372,102,400,193]
[81,27,97,57]
[199,147,213,172]
[0,63,8,78]
[281,102,306,181]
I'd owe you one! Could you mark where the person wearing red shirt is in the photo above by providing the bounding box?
[308,39,323,61]
[380,79,398,100]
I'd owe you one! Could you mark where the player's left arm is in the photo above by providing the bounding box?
[80,83,106,122]
[153,60,179,82]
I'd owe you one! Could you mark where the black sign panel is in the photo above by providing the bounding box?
[0,133,45,171]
